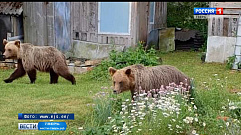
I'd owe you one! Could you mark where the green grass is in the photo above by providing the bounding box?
[159,51,241,92]
[0,70,111,135]
[0,50,241,135]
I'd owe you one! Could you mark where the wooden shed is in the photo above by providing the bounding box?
[205,2,241,63]
[0,2,23,53]
[22,2,167,59]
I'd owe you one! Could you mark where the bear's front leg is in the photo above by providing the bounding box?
[4,59,26,83]
[27,69,37,84]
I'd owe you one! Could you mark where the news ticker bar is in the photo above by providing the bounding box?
[18,122,67,130]
[18,113,74,120]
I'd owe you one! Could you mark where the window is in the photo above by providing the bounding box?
[98,2,131,35]
[149,2,155,24]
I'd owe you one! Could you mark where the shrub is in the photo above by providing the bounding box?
[226,55,236,70]
[89,41,161,81]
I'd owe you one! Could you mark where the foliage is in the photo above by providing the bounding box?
[89,41,161,81]
[226,55,236,70]
[167,2,209,51]
[82,76,241,135]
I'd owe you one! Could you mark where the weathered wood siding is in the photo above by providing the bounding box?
[54,2,71,52]
[23,2,167,52]
[209,2,241,37]
[148,2,167,33]
[23,2,48,46]
[71,2,137,46]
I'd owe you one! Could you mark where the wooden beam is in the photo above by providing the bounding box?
[136,2,149,44]
[212,2,241,8]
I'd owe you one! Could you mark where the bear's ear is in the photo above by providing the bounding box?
[3,39,8,46]
[109,67,117,76]
[125,68,131,77]
[14,40,21,48]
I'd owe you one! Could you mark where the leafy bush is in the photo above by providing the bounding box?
[89,41,161,81]
[226,55,236,70]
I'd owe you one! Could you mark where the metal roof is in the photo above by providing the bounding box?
[0,2,23,15]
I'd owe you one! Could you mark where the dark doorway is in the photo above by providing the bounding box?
[0,15,12,52]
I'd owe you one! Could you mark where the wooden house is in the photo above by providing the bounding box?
[205,2,241,63]
[22,2,167,59]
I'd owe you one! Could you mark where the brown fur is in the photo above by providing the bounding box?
[3,39,76,84]
[109,64,190,98]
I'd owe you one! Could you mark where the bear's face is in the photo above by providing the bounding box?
[109,67,135,94]
[3,39,20,59]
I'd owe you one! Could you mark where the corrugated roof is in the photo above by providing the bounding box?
[175,30,199,41]
[0,2,23,15]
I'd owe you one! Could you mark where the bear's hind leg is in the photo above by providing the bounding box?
[59,72,76,85]
[53,63,76,85]
[27,69,37,84]
[4,59,26,83]
[50,69,59,84]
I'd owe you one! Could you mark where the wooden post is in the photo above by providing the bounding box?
[154,2,167,29]
[136,2,149,45]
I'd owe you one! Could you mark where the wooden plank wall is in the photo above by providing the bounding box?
[154,2,167,29]
[148,2,167,34]
[23,2,167,49]
[54,2,71,52]
[71,2,135,46]
[208,2,241,37]
[23,2,48,46]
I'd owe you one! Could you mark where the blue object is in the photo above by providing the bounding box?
[38,122,67,131]
[194,8,216,15]
[18,113,74,120]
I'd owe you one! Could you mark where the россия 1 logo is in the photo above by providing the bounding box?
[194,7,223,15]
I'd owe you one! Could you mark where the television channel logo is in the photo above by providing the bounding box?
[194,8,223,15]
[18,123,38,130]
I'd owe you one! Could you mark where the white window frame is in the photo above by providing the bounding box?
[98,2,132,35]
[149,2,155,24]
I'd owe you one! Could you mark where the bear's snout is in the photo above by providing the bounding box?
[113,90,117,94]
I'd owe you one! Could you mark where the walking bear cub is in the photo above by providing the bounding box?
[3,39,76,84]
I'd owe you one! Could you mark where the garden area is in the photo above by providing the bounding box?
[1,47,241,134]
[1,2,241,135]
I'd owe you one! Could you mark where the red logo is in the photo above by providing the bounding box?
[216,8,223,15]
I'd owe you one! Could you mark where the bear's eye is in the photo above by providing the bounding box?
[119,81,123,86]
[113,81,116,85]
[8,49,11,52]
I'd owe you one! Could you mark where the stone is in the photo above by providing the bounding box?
[0,63,6,67]
[74,60,81,66]
[158,27,175,52]
[87,67,93,71]
[71,40,125,59]
[85,59,102,66]
[66,60,70,65]
[74,67,88,74]
[68,66,75,74]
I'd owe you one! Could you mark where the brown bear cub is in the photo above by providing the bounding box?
[3,39,76,84]
[109,64,190,99]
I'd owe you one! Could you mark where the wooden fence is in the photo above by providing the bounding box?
[208,2,241,37]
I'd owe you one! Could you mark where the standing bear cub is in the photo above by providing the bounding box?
[109,64,190,98]
[3,39,76,84]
